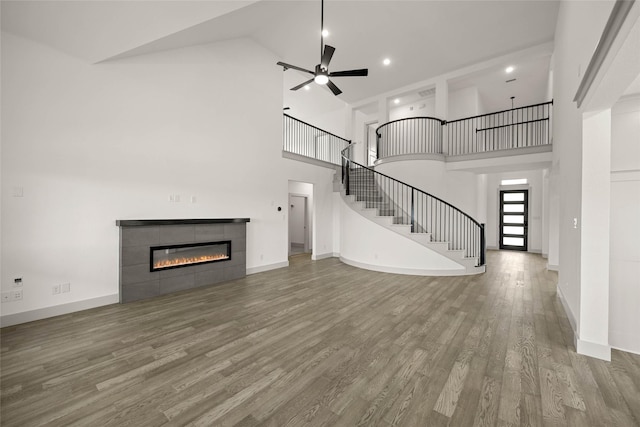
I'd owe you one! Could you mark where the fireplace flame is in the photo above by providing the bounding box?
[154,253,228,269]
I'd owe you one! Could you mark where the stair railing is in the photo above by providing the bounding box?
[376,116,445,158]
[342,145,485,266]
[283,114,351,166]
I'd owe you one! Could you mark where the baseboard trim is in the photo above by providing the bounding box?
[1,294,119,328]
[556,284,612,361]
[556,284,578,346]
[610,331,640,356]
[547,263,559,271]
[246,261,289,275]
[577,338,612,361]
[312,252,335,261]
[339,256,481,276]
[611,344,640,357]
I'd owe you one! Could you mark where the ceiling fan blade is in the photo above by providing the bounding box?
[291,78,315,91]
[277,61,314,75]
[320,45,335,70]
[329,68,369,77]
[326,80,342,96]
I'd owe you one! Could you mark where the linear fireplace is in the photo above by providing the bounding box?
[116,218,249,303]
[150,240,231,272]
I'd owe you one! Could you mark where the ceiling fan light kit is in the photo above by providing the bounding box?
[276,0,368,96]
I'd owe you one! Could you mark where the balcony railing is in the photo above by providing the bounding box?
[446,101,553,156]
[376,116,445,158]
[374,101,553,160]
[283,114,351,166]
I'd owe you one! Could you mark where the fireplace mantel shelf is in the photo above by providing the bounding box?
[116,218,250,227]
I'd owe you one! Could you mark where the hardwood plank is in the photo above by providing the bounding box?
[1,252,640,426]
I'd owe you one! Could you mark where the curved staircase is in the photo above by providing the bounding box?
[341,147,485,275]
[283,101,553,276]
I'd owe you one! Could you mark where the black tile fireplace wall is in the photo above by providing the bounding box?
[117,220,248,303]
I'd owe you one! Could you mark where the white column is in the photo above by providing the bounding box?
[476,174,488,224]
[547,162,560,270]
[436,79,449,154]
[542,168,550,259]
[435,79,448,120]
[378,97,389,125]
[578,108,612,361]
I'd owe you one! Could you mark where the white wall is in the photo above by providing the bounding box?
[1,32,336,320]
[484,170,544,252]
[448,86,480,121]
[551,0,614,341]
[339,197,465,274]
[375,159,478,218]
[609,96,640,354]
[389,97,436,121]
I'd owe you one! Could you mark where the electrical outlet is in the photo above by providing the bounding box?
[53,284,61,295]
[14,277,23,287]
[12,290,22,301]
[1,292,11,303]
[61,283,70,293]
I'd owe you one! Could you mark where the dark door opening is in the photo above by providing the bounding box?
[499,189,528,251]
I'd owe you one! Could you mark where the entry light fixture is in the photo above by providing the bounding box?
[383,58,391,66]
[505,66,515,73]
[501,178,527,185]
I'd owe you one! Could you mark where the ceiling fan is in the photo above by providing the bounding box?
[276,0,368,96]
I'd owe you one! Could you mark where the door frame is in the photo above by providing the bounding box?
[288,193,309,255]
[365,120,379,166]
[499,188,529,251]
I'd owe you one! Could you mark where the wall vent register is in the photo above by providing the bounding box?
[150,241,231,272]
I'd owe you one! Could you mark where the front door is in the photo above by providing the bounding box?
[499,189,528,251]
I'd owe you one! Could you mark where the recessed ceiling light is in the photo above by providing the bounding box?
[506,66,515,73]
[394,98,400,104]
[304,85,310,91]
[322,29,329,37]
[383,58,391,66]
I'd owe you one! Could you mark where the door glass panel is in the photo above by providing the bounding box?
[503,204,524,213]
[503,237,524,246]
[503,226,524,235]
[503,215,525,224]
[503,193,525,202]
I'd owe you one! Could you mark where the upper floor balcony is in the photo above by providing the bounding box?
[375,101,553,165]
[283,101,553,173]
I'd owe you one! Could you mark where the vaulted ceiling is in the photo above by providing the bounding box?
[1,0,560,105]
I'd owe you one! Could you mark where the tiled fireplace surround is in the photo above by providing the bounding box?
[116,219,249,303]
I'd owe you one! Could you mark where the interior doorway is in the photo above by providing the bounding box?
[289,195,308,255]
[366,121,378,166]
[288,181,313,257]
[499,189,529,251]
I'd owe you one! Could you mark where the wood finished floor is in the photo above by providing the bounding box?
[2,251,640,426]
